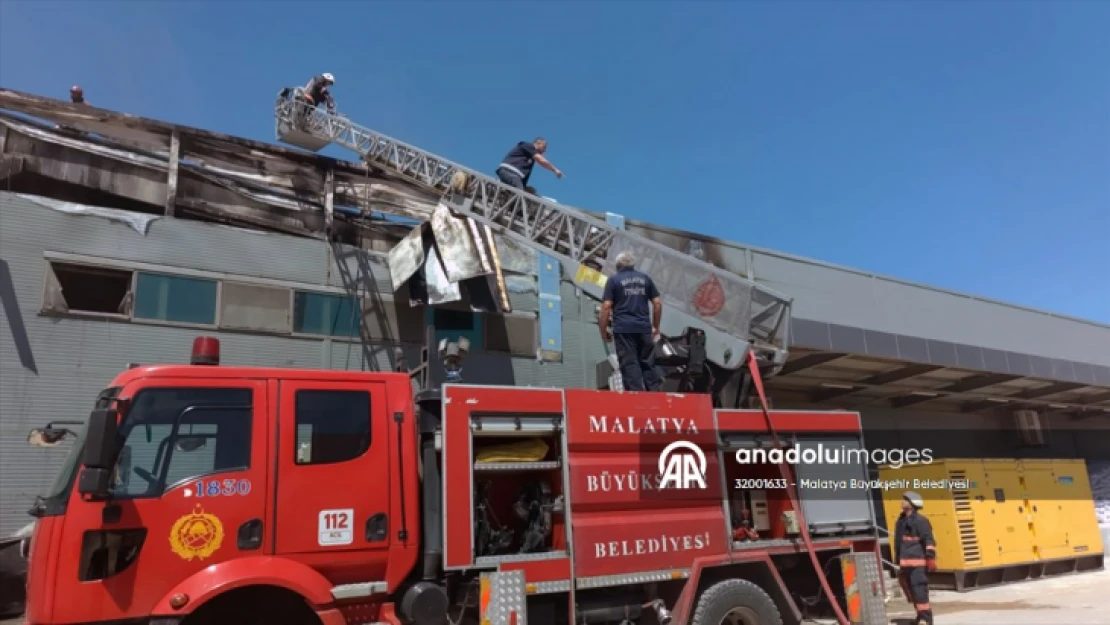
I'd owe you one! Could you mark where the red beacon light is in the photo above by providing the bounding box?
[190,336,221,366]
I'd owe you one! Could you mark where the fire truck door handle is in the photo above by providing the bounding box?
[366,513,388,542]
[237,518,263,550]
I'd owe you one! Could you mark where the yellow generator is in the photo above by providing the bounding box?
[878,458,1104,591]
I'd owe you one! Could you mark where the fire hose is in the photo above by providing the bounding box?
[746,351,851,625]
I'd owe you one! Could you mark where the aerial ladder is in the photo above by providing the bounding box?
[273,96,868,625]
[274,92,795,405]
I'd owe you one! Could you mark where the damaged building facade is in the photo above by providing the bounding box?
[0,91,609,533]
[2,89,1109,540]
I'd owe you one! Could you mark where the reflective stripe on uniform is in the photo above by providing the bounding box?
[498,163,525,178]
[900,558,927,567]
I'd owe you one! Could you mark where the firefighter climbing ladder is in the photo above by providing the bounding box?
[274,94,794,372]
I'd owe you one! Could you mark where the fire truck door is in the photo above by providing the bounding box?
[273,380,391,561]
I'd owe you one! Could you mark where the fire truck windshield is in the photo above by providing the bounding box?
[110,387,252,498]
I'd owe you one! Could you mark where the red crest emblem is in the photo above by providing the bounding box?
[692,275,725,317]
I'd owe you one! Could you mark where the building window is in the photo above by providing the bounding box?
[294,390,371,465]
[294,291,360,338]
[42,261,133,317]
[430,307,483,349]
[220,282,293,334]
[134,272,218,325]
[112,387,252,498]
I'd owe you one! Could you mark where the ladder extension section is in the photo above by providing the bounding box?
[275,95,793,371]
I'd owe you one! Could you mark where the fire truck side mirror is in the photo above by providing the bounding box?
[78,407,121,498]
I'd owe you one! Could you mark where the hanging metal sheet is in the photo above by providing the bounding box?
[388,223,427,290]
[431,202,490,283]
[423,245,461,305]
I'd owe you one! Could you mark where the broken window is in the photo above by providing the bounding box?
[485,313,538,357]
[365,296,426,344]
[43,261,133,316]
[431,307,483,349]
[220,282,293,334]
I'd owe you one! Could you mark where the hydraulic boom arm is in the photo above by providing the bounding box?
[275,94,793,372]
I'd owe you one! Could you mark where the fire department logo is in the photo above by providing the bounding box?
[169,504,224,561]
[692,275,725,317]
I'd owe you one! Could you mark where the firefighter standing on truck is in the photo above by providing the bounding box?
[894,491,936,625]
[599,251,663,392]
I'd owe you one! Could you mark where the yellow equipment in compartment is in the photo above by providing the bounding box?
[878,458,1103,571]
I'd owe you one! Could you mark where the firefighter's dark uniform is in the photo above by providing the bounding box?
[894,492,936,625]
[304,76,336,112]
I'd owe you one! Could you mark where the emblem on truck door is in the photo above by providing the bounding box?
[169,504,225,561]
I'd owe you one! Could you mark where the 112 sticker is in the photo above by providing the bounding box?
[318,508,354,546]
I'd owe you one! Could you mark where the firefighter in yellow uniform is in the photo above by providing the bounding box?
[894,491,936,625]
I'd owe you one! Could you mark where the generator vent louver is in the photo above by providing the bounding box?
[949,470,981,564]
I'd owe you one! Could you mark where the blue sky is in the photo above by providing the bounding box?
[1,1,1107,323]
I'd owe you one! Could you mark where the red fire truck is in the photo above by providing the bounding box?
[21,337,888,625]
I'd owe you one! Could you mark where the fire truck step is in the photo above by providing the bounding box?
[331,581,388,600]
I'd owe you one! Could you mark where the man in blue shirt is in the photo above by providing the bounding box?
[496,138,564,193]
[599,251,663,392]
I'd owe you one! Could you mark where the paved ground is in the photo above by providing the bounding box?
[5,567,1109,624]
[874,565,1110,625]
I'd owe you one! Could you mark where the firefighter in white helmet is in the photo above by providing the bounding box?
[303,73,337,113]
[894,491,936,625]
[69,85,88,105]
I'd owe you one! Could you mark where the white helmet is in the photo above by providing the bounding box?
[322,73,335,84]
[903,491,924,510]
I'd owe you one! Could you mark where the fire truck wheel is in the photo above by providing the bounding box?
[691,579,782,625]
[181,586,322,625]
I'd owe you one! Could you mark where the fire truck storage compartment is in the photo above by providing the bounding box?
[720,438,795,543]
[792,436,876,535]
[470,412,567,564]
[720,434,876,539]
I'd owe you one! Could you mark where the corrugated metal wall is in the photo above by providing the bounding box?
[625,220,1110,367]
[0,192,600,534]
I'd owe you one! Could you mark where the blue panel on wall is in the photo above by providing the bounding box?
[538,252,562,360]
[538,294,563,355]
[538,254,560,295]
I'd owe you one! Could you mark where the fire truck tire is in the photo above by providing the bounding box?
[181,586,322,625]
[691,579,782,625]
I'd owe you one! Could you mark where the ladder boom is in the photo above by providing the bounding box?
[275,95,793,372]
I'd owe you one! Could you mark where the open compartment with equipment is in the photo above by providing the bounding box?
[469,413,569,565]
[721,436,800,547]
[716,409,877,551]
[440,385,572,570]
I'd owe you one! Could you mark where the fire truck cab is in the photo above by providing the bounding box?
[23,337,888,625]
